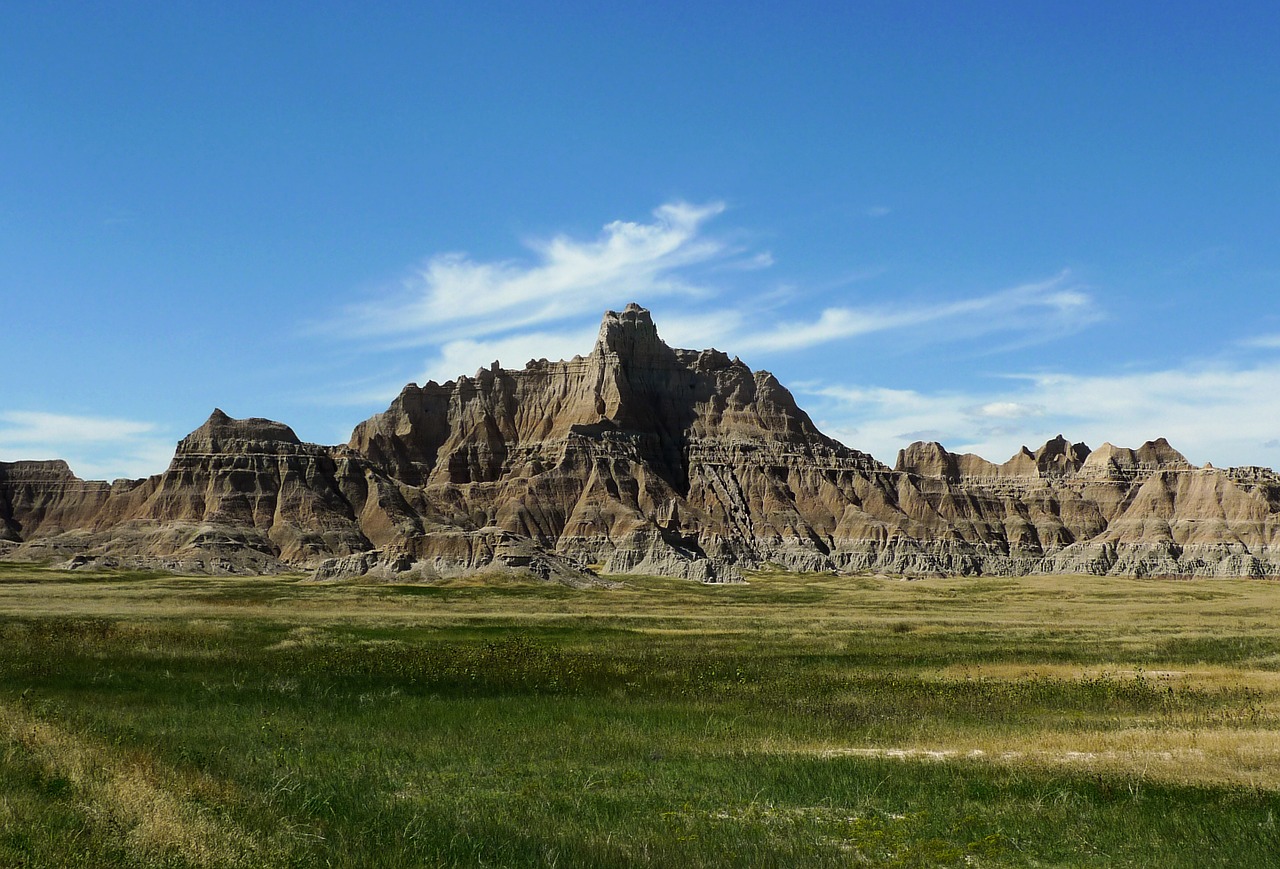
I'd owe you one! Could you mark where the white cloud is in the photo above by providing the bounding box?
[1242,333,1280,349]
[0,411,155,446]
[735,273,1098,353]
[803,384,932,412]
[320,202,785,402]
[865,206,891,218]
[414,308,755,384]
[319,202,1103,411]
[0,411,173,481]
[736,307,901,352]
[712,251,775,271]
[976,401,1044,420]
[421,326,600,385]
[799,361,1280,469]
[644,308,747,351]
[339,201,733,345]
[312,200,1114,460]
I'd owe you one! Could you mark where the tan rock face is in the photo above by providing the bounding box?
[0,460,113,541]
[5,304,1280,579]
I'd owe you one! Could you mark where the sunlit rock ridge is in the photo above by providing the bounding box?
[3,303,1280,581]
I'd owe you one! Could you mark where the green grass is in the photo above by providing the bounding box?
[2,569,1280,866]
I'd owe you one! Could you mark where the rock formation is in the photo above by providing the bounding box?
[4,303,1280,580]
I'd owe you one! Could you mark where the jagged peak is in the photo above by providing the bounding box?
[179,409,301,453]
[1034,434,1070,457]
[592,303,675,362]
[896,436,1099,479]
[1080,437,1192,478]
[1032,434,1091,475]
[1084,438,1188,466]
[896,441,960,479]
[1134,437,1190,467]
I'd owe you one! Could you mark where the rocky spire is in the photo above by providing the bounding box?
[592,303,676,364]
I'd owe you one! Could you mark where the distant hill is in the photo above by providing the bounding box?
[4,303,1279,581]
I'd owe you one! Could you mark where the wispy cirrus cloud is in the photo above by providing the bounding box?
[422,326,601,385]
[0,411,174,481]
[734,273,1098,353]
[410,292,1090,398]
[977,401,1046,420]
[1241,333,1280,349]
[801,361,1280,469]
[338,201,734,346]
[304,200,1277,471]
[318,200,1100,408]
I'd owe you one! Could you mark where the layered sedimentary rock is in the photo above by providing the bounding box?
[2,411,394,573]
[894,436,1280,577]
[345,303,887,581]
[4,304,1280,580]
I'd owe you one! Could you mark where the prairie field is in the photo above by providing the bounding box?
[2,564,1280,867]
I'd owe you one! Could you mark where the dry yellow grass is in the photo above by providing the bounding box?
[0,699,262,866]
[4,565,1280,865]
[5,566,1280,788]
[781,727,1280,788]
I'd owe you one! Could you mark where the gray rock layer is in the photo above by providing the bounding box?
[4,304,1280,580]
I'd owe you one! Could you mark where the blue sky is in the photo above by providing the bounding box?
[3,2,1279,479]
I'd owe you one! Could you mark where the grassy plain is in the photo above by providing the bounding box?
[2,563,1280,866]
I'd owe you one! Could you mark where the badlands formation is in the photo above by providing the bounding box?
[3,304,1280,582]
